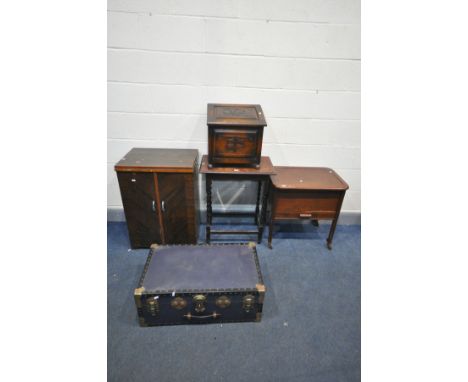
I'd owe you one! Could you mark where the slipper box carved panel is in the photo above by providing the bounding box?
[207,104,266,168]
[115,148,199,248]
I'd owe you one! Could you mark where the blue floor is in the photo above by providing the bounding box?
[108,222,361,382]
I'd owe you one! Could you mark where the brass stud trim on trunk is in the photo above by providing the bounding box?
[170,297,187,310]
[215,295,231,309]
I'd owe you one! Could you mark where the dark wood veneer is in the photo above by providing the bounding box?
[115,148,199,248]
[117,172,162,248]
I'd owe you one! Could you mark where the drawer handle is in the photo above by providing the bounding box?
[152,200,156,212]
[161,200,166,212]
[299,213,312,218]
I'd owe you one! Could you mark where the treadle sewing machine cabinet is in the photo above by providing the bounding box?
[134,243,266,326]
[268,167,349,250]
[115,148,199,248]
[207,103,266,168]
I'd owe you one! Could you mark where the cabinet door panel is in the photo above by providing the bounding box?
[158,173,196,244]
[117,172,162,248]
[213,128,258,158]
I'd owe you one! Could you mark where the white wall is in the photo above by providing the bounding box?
[107,0,361,215]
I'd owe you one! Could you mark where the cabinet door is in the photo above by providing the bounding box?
[117,172,162,248]
[157,173,196,244]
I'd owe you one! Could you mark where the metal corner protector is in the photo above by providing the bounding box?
[256,283,266,304]
[134,287,145,308]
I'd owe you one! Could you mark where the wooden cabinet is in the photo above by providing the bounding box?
[115,148,199,248]
[207,104,266,168]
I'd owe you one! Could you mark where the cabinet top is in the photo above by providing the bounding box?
[115,148,198,173]
[270,166,349,191]
[207,103,266,126]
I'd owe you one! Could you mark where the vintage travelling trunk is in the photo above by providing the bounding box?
[134,243,266,326]
[207,103,266,168]
[115,148,199,248]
